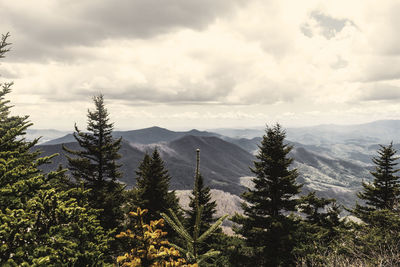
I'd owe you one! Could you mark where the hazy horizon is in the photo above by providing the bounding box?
[26,118,400,133]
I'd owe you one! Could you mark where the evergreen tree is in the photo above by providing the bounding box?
[0,32,10,58]
[347,143,400,266]
[300,192,342,233]
[232,124,302,266]
[353,143,400,221]
[133,148,181,221]
[63,94,125,231]
[186,150,217,236]
[294,192,344,265]
[186,174,217,234]
[0,34,110,265]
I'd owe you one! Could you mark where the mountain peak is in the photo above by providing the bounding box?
[147,126,169,130]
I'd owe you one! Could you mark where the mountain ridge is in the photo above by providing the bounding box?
[36,134,253,195]
[42,126,220,146]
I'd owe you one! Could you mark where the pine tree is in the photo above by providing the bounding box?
[232,124,302,266]
[186,174,217,234]
[298,192,342,231]
[294,192,343,265]
[133,148,181,222]
[348,143,400,263]
[0,34,110,265]
[63,94,125,230]
[354,143,400,222]
[186,150,217,236]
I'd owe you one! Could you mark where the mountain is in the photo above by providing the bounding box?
[219,136,262,155]
[36,135,253,195]
[42,126,220,145]
[116,127,219,144]
[115,126,181,144]
[42,133,76,145]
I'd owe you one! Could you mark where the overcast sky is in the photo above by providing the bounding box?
[1,0,400,131]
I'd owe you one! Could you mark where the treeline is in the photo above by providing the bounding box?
[1,33,400,266]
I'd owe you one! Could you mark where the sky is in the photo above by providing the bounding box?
[1,0,400,131]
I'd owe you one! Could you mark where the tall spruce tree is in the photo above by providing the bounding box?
[133,148,181,221]
[232,124,302,266]
[0,33,110,265]
[354,143,400,220]
[294,192,343,265]
[186,173,217,236]
[348,144,400,266]
[63,94,125,231]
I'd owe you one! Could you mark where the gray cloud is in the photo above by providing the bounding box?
[301,11,355,39]
[83,1,241,38]
[362,57,400,82]
[0,0,244,62]
[300,23,313,38]
[359,83,400,101]
[330,56,348,70]
[0,66,20,79]
[27,59,296,106]
[87,83,231,105]
[311,12,348,39]
[37,68,237,105]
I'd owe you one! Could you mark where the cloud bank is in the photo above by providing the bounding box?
[1,0,400,129]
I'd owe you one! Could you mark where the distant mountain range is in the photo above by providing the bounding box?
[41,126,220,146]
[32,120,400,210]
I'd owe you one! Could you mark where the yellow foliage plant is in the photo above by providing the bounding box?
[116,207,198,267]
